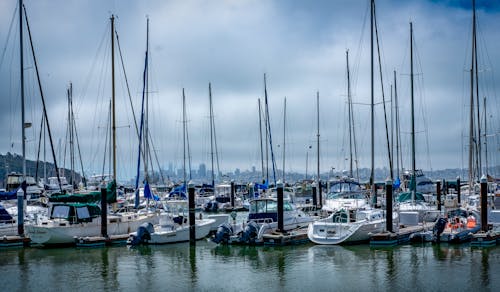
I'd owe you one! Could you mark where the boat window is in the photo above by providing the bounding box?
[329,182,360,193]
[76,206,91,219]
[266,201,277,212]
[283,201,294,211]
[52,205,70,219]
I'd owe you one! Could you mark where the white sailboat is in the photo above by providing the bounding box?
[308,0,386,245]
[27,16,159,245]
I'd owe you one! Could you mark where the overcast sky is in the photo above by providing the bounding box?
[1,0,499,182]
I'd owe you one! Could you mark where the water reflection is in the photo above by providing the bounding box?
[1,243,499,291]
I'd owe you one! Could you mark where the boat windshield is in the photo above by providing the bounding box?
[52,205,70,219]
[249,200,294,213]
[326,192,366,200]
[329,182,361,193]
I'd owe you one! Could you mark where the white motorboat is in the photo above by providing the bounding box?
[128,200,215,245]
[211,197,316,244]
[307,208,385,245]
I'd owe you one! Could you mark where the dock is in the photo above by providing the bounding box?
[75,234,129,247]
[470,231,500,247]
[370,223,434,247]
[261,228,310,246]
[0,235,31,248]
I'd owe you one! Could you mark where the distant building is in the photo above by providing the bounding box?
[199,163,207,179]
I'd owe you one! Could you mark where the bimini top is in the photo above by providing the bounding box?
[396,191,426,203]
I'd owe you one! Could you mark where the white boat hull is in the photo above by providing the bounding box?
[133,219,216,244]
[26,213,159,245]
[308,219,385,245]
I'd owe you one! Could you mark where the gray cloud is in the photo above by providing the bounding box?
[1,0,499,182]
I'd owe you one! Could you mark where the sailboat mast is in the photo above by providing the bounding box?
[258,98,265,182]
[410,22,416,197]
[144,18,150,182]
[68,83,75,190]
[473,0,481,179]
[111,15,117,187]
[19,0,25,236]
[370,0,375,188]
[468,0,476,189]
[20,0,26,184]
[264,74,269,184]
[484,96,488,176]
[282,97,286,182]
[346,50,353,178]
[394,70,400,180]
[209,82,215,187]
[316,91,320,184]
[183,88,187,186]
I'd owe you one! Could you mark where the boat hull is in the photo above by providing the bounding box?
[26,213,159,245]
[308,219,385,245]
[132,219,215,244]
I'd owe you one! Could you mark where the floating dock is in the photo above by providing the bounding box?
[0,235,31,248]
[261,228,310,246]
[470,231,500,247]
[370,223,434,247]
[75,234,129,247]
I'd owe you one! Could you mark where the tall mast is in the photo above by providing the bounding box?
[144,18,150,182]
[316,91,320,184]
[282,97,286,182]
[183,88,187,186]
[468,0,476,189]
[370,0,375,189]
[264,74,269,183]
[410,22,416,199]
[346,50,353,178]
[111,15,117,187]
[68,83,75,191]
[20,0,26,185]
[18,0,25,236]
[483,96,488,177]
[394,70,400,181]
[209,82,215,187]
[473,0,481,178]
[484,96,488,176]
[258,98,265,182]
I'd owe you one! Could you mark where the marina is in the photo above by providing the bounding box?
[1,0,500,290]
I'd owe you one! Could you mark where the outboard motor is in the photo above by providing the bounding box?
[239,221,259,244]
[432,217,448,243]
[205,201,218,212]
[128,222,154,246]
[212,223,233,244]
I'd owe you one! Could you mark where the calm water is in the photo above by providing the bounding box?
[1,241,499,291]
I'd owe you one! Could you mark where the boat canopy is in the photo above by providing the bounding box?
[0,188,19,200]
[49,181,117,203]
[50,203,101,223]
[328,181,361,193]
[0,204,14,223]
[396,191,425,203]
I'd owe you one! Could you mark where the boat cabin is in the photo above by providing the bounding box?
[248,198,294,223]
[49,203,100,224]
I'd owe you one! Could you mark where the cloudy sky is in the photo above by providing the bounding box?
[1,0,499,182]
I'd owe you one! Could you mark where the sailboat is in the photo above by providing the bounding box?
[308,0,385,245]
[395,22,438,224]
[322,50,369,215]
[27,16,159,246]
